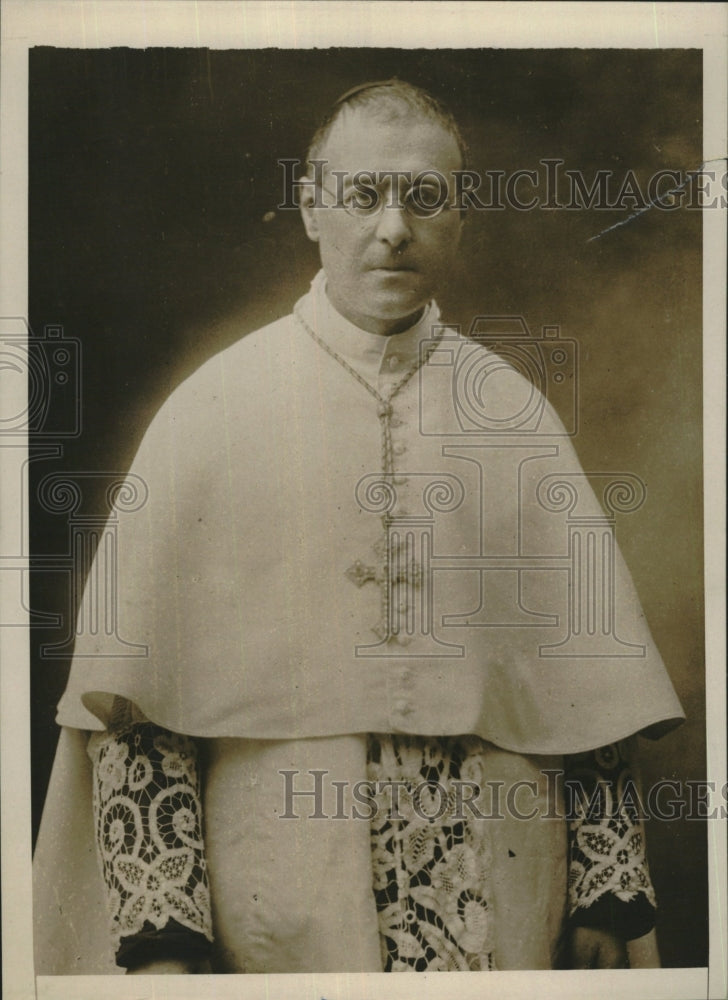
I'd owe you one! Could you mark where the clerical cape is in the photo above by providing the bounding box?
[54,270,682,749]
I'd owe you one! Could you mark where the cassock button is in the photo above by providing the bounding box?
[393,442,406,455]
[388,355,400,370]
[377,402,392,418]
[393,476,407,486]
[397,634,412,647]
[394,699,412,715]
[390,415,403,428]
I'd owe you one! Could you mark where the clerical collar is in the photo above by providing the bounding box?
[297,269,442,383]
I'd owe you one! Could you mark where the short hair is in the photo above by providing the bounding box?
[306,78,469,172]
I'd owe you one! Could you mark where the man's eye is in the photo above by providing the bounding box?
[407,183,448,215]
[346,187,380,213]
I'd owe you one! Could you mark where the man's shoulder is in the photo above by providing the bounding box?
[130,312,302,471]
[206,311,298,370]
[136,312,297,438]
[171,312,299,398]
[228,312,300,355]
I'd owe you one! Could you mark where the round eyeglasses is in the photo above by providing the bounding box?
[319,178,457,220]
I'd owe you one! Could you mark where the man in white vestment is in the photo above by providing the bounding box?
[33,80,684,975]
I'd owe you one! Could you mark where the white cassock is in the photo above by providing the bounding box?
[34,270,683,974]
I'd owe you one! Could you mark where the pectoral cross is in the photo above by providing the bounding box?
[346,532,422,640]
[344,558,386,588]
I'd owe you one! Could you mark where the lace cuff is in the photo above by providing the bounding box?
[565,740,656,939]
[116,916,212,969]
[88,706,213,963]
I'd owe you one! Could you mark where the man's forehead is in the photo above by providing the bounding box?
[319,107,463,177]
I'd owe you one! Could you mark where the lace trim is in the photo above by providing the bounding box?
[367,734,496,972]
[565,741,656,916]
[88,718,213,952]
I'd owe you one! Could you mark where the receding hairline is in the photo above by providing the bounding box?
[306,81,469,172]
[310,105,465,174]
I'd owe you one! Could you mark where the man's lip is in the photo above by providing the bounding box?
[370,264,417,272]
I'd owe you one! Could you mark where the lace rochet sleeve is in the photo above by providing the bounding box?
[87,700,213,967]
[565,739,656,941]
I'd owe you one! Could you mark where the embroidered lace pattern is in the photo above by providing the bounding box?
[366,734,496,972]
[88,714,213,952]
[565,740,656,916]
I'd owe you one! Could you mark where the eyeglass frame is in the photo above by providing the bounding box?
[315,169,463,220]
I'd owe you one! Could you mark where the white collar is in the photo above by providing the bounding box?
[297,269,442,381]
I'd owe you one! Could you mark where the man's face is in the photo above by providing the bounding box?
[300,109,463,336]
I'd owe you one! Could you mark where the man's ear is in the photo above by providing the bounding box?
[299,178,320,243]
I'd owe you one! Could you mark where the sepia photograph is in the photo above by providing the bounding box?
[1,4,725,999]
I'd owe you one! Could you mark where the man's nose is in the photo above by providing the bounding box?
[374,205,413,247]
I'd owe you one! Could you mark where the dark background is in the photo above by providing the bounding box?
[29,47,705,966]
